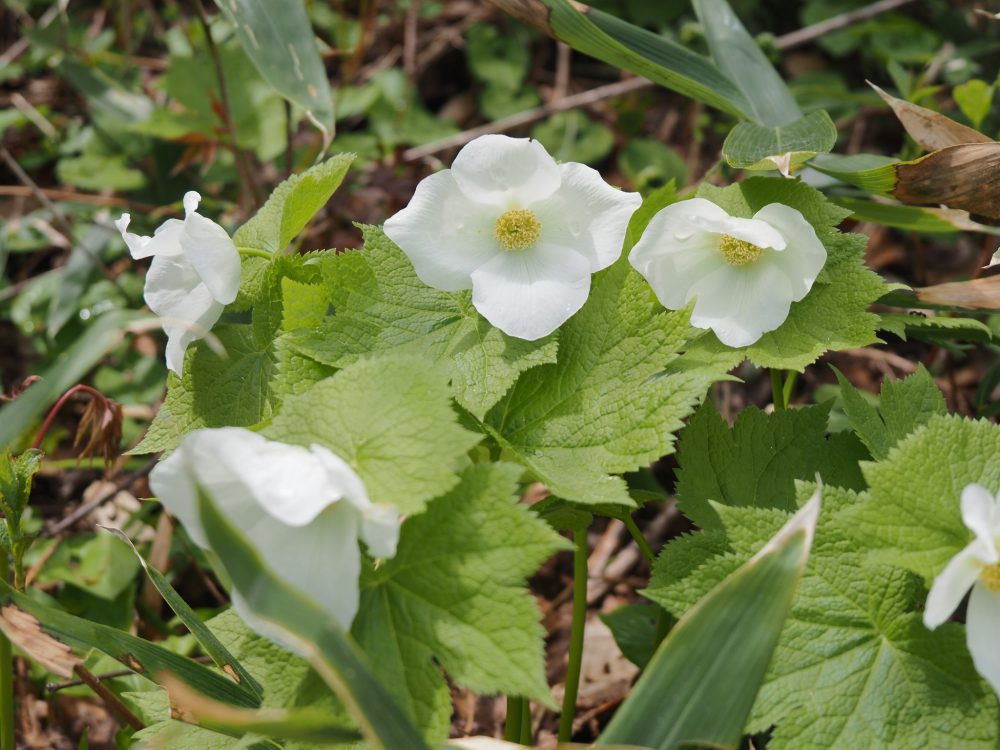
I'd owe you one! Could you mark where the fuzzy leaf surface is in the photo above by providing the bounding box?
[353,463,566,740]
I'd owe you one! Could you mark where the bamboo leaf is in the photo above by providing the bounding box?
[597,491,820,750]
[870,82,991,151]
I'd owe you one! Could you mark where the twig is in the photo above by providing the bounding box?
[0,186,156,212]
[71,664,145,731]
[773,0,918,50]
[403,0,421,81]
[41,461,155,538]
[402,77,651,160]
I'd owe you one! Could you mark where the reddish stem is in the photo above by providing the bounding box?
[31,384,104,450]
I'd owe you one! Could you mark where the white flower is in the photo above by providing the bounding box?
[150,427,399,632]
[116,192,241,374]
[924,483,1000,696]
[628,198,827,347]
[383,134,641,340]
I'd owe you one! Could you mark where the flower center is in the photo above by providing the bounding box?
[494,209,541,252]
[982,562,1000,593]
[719,234,764,267]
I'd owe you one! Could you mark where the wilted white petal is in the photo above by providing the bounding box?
[384,170,500,291]
[961,484,1000,560]
[451,134,560,206]
[181,214,241,304]
[688,261,794,347]
[470,241,591,340]
[923,542,983,628]
[535,162,641,271]
[753,203,827,300]
[116,215,185,260]
[966,582,1000,695]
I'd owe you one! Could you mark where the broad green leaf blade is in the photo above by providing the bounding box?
[0,577,256,708]
[264,354,480,515]
[833,365,946,461]
[233,154,354,254]
[673,401,866,530]
[102,527,263,702]
[879,313,993,344]
[598,492,819,749]
[692,0,801,126]
[354,463,567,739]
[723,111,836,174]
[0,310,140,451]
[193,485,430,750]
[523,0,749,118]
[214,0,334,136]
[286,226,558,419]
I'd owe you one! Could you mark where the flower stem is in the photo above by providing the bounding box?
[0,553,15,750]
[558,528,589,743]
[623,514,654,565]
[504,696,523,742]
[31,384,103,450]
[236,246,274,261]
[770,369,786,411]
[518,698,532,745]
[783,370,799,406]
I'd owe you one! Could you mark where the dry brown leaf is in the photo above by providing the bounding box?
[870,82,992,152]
[914,275,1000,310]
[893,143,1000,220]
[0,605,80,677]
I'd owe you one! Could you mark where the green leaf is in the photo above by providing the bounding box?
[103,528,263,702]
[833,365,946,461]
[691,177,888,371]
[0,310,139,451]
[0,450,41,523]
[233,154,354,254]
[285,226,558,419]
[538,0,750,118]
[879,313,994,344]
[354,463,566,739]
[0,576,257,708]
[692,0,801,127]
[617,140,688,194]
[531,110,614,165]
[598,493,819,749]
[482,260,728,507]
[842,414,1000,583]
[193,484,429,750]
[674,401,867,530]
[954,79,994,130]
[214,0,334,136]
[647,485,1000,750]
[599,604,662,669]
[830,196,1000,235]
[264,354,480,514]
[808,153,898,194]
[724,111,837,173]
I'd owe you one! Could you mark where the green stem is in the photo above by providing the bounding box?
[782,370,799,406]
[518,698,532,745]
[0,553,15,750]
[558,528,589,743]
[770,369,786,410]
[504,696,523,743]
[623,514,655,565]
[236,246,274,261]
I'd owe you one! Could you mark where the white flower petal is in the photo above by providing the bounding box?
[180,212,241,304]
[384,170,500,291]
[923,542,983,628]
[675,199,785,250]
[966,582,1000,696]
[116,216,185,260]
[450,134,560,207]
[470,242,591,340]
[961,484,1000,561]
[629,227,728,310]
[534,162,641,272]
[752,203,826,301]
[149,446,206,547]
[688,260,794,347]
[161,293,222,375]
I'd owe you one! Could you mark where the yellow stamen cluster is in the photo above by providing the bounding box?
[494,209,541,252]
[982,562,1000,593]
[719,234,764,267]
